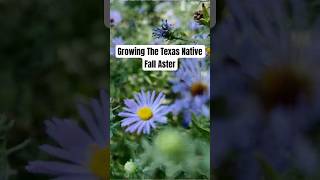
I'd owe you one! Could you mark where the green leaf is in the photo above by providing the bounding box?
[202,3,210,19]
[199,19,210,27]
[192,114,210,136]
[144,76,152,85]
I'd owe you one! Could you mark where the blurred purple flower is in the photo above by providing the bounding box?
[170,17,181,28]
[189,21,202,30]
[213,0,320,178]
[119,90,169,134]
[150,38,165,45]
[26,90,109,179]
[137,7,146,14]
[165,10,181,28]
[110,37,124,56]
[192,34,209,40]
[110,10,122,26]
[171,59,210,127]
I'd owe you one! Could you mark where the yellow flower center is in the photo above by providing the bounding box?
[190,82,208,96]
[136,106,153,121]
[206,47,211,55]
[88,145,109,180]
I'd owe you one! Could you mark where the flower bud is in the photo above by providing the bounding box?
[193,10,204,22]
[154,129,187,161]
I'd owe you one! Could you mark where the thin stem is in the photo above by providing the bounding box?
[6,139,31,156]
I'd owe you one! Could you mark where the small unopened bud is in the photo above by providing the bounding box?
[154,129,188,161]
[193,10,204,22]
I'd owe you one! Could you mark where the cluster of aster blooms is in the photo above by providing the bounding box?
[115,61,210,178]
[109,1,211,179]
[110,1,211,136]
[119,59,210,134]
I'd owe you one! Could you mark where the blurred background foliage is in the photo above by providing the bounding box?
[0,0,106,179]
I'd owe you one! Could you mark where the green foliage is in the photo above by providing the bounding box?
[0,0,105,179]
[0,115,30,180]
[139,128,210,179]
[0,115,12,180]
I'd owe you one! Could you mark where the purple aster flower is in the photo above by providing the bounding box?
[119,90,169,134]
[110,10,122,26]
[152,20,174,40]
[26,90,109,179]
[171,59,210,127]
[213,0,320,178]
[110,37,124,56]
